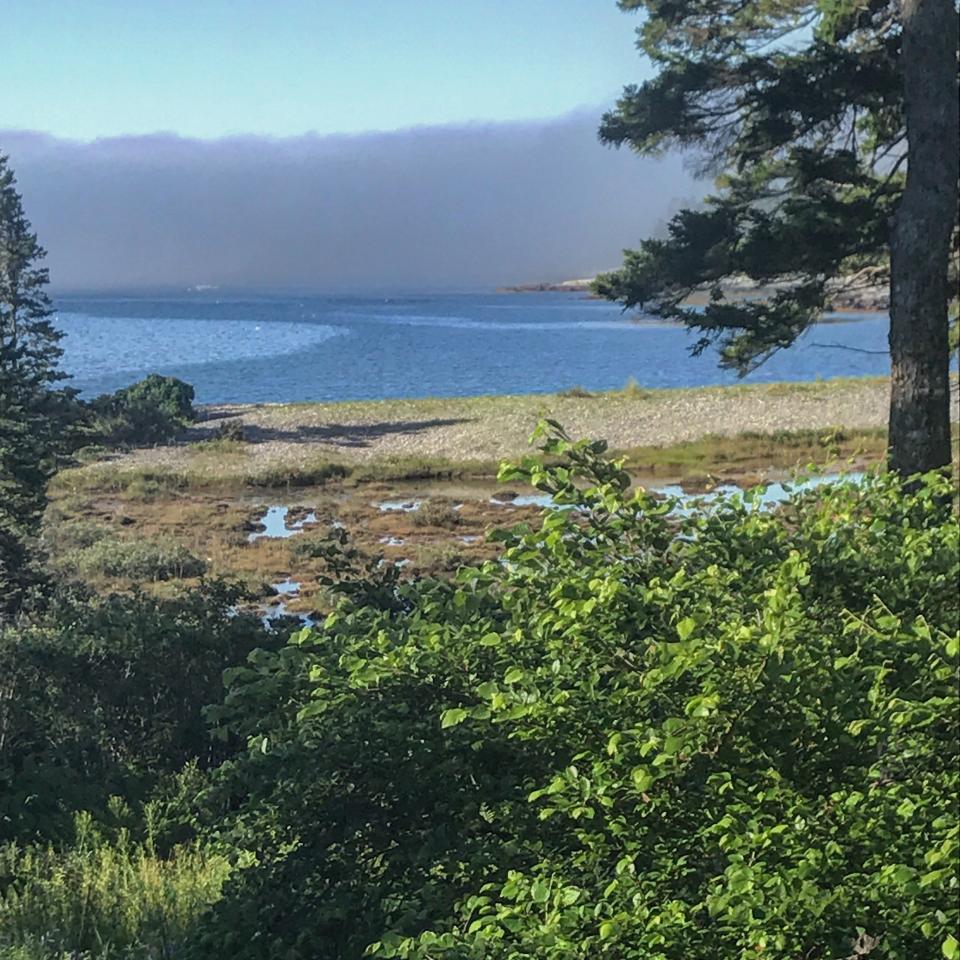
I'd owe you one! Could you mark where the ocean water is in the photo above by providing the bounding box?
[53,292,891,404]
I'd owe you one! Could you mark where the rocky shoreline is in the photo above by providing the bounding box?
[500,274,889,312]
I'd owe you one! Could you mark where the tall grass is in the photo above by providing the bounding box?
[0,813,229,959]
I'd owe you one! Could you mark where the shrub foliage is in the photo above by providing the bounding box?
[0,582,272,844]
[187,425,959,959]
[88,374,196,447]
[66,535,206,581]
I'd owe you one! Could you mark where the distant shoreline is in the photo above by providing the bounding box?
[500,276,890,313]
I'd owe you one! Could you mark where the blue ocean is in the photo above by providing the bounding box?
[53,292,891,404]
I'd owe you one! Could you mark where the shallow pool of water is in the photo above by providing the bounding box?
[272,579,301,596]
[490,472,867,515]
[377,499,422,513]
[248,507,318,542]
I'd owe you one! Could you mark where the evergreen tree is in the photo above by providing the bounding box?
[0,154,70,619]
[595,0,958,475]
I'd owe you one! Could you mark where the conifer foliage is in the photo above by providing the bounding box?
[596,0,959,475]
[0,155,71,618]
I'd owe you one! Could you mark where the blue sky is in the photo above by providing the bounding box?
[4,0,649,140]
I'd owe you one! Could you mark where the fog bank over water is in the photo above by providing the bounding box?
[3,112,697,293]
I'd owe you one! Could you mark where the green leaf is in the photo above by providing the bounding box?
[530,880,550,903]
[440,708,468,728]
[631,767,653,792]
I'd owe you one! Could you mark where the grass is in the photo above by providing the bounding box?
[614,426,890,477]
[255,375,887,421]
[350,455,499,483]
[51,424,893,497]
[243,457,351,488]
[0,813,229,959]
[51,467,192,500]
[49,374,910,497]
[185,436,249,458]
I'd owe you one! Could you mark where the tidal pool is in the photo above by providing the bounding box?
[248,506,318,542]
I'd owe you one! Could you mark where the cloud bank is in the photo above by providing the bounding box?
[2,113,698,293]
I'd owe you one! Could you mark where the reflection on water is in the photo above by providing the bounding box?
[272,579,301,596]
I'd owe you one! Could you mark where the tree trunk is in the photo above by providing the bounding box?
[888,0,959,475]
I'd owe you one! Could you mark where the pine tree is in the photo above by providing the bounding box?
[596,0,958,475]
[0,154,71,619]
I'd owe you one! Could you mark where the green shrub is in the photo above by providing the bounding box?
[0,813,229,958]
[411,497,461,528]
[288,529,345,561]
[212,418,247,442]
[0,582,273,844]
[42,519,112,556]
[88,374,196,447]
[66,536,205,581]
[194,424,958,959]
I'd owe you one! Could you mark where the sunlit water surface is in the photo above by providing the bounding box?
[54,292,891,403]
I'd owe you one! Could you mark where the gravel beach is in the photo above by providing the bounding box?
[103,376,957,478]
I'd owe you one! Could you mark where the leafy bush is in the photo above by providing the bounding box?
[411,497,461,528]
[0,582,274,844]
[0,813,228,958]
[88,374,196,447]
[193,424,958,959]
[67,536,206,581]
